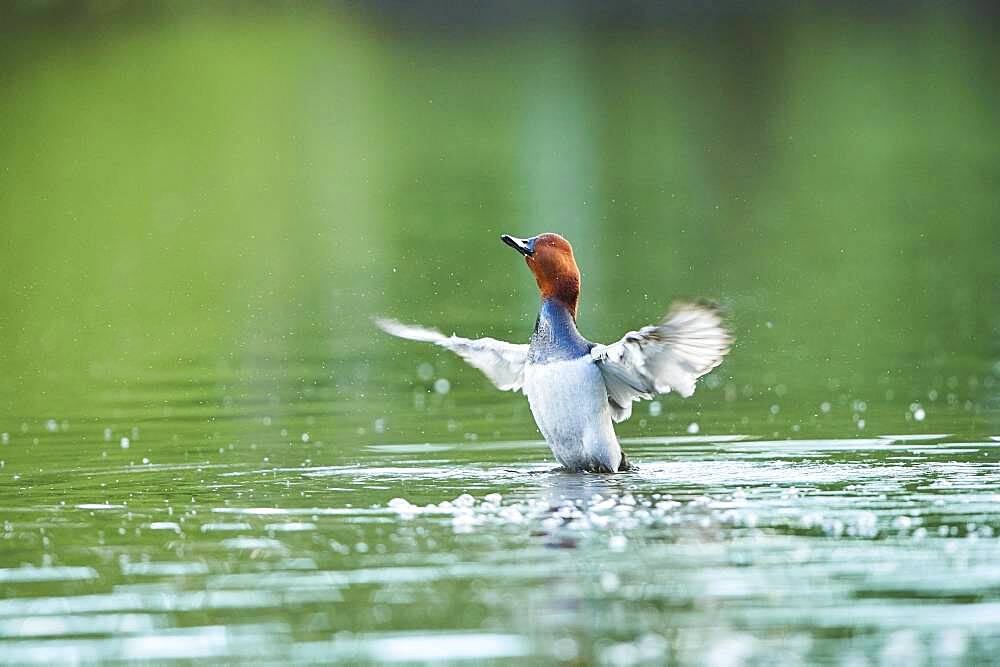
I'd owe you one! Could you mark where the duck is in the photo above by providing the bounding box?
[376,233,732,473]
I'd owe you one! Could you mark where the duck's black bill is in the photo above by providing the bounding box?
[501,234,535,257]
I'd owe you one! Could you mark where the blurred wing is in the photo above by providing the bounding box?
[375,318,528,392]
[591,301,732,422]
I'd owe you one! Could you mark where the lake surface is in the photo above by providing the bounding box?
[1,4,999,664]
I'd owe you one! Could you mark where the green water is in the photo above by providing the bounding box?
[1,5,999,664]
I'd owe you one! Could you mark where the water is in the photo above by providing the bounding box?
[3,429,1000,663]
[1,3,999,664]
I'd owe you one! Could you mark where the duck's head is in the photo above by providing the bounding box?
[501,233,580,318]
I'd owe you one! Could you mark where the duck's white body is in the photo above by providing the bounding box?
[524,355,623,472]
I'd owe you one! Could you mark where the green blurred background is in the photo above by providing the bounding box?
[1,3,999,663]
[1,1,998,444]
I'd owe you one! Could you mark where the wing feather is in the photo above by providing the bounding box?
[375,318,528,392]
[591,302,732,422]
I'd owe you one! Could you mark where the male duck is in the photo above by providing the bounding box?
[377,233,732,473]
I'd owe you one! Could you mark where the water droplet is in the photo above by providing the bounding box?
[434,378,451,395]
[552,637,579,661]
[388,497,412,510]
[417,363,434,382]
[498,506,524,523]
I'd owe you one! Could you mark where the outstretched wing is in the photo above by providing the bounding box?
[591,301,732,423]
[375,318,528,392]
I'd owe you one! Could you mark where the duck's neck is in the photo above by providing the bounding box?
[538,277,579,320]
[529,298,591,362]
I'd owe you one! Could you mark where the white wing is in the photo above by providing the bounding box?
[375,318,528,392]
[591,301,732,423]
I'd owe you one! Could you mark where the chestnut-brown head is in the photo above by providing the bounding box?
[501,233,580,318]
